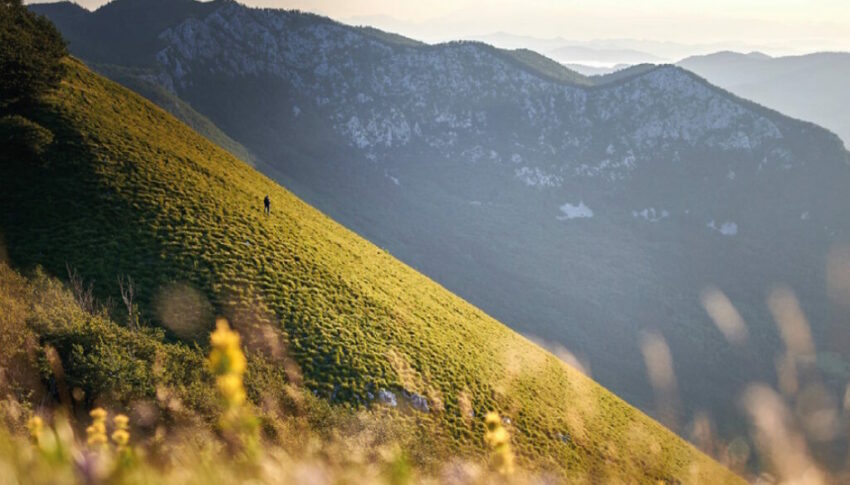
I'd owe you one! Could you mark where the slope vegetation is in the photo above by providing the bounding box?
[0,58,740,483]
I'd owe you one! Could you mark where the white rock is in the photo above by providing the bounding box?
[377,389,397,407]
[557,201,594,220]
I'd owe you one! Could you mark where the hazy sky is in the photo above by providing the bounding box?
[28,0,850,55]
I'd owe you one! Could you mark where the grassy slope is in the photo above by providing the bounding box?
[91,63,258,166]
[0,58,741,483]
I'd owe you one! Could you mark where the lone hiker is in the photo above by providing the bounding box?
[263,195,270,215]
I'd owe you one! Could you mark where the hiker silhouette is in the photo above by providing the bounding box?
[263,195,270,215]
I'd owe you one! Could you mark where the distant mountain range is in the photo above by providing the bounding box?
[547,45,662,65]
[32,0,850,470]
[679,51,850,147]
[565,63,631,77]
[466,33,793,64]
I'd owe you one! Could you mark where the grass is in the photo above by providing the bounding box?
[0,57,742,483]
[89,62,259,167]
[0,262,473,484]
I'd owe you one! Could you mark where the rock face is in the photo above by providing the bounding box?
[34,0,850,458]
[377,389,397,407]
[402,391,430,413]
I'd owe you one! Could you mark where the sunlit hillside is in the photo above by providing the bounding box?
[0,53,743,483]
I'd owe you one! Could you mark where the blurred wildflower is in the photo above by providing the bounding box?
[700,287,748,345]
[90,408,107,421]
[113,414,129,429]
[112,414,130,451]
[111,429,129,447]
[768,287,815,359]
[87,408,108,448]
[218,373,247,406]
[827,244,850,306]
[209,318,248,408]
[640,333,675,391]
[640,332,679,430]
[208,318,258,456]
[484,412,514,475]
[741,384,824,484]
[27,415,43,446]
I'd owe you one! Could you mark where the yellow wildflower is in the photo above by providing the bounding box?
[91,421,107,434]
[27,416,43,445]
[208,319,247,378]
[210,318,241,350]
[89,408,108,421]
[228,349,246,374]
[485,412,501,428]
[486,426,509,447]
[87,408,109,449]
[484,411,515,475]
[87,430,108,446]
[208,319,248,409]
[207,318,258,455]
[112,429,130,447]
[113,414,129,429]
[111,413,131,451]
[217,374,247,405]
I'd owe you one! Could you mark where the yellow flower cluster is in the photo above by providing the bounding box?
[27,416,43,445]
[112,414,130,450]
[86,408,108,448]
[484,412,515,475]
[208,318,247,408]
[207,318,259,457]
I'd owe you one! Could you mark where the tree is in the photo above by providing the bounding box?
[0,0,67,112]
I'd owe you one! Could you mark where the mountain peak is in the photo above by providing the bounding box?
[93,0,219,16]
[28,1,90,15]
[95,0,204,10]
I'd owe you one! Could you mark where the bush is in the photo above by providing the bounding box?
[0,263,216,414]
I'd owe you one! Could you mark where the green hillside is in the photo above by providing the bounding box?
[0,57,741,482]
[91,62,258,166]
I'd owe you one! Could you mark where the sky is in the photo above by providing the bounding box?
[27,0,850,58]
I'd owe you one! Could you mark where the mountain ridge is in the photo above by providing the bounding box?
[679,50,850,147]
